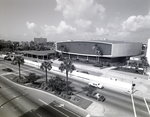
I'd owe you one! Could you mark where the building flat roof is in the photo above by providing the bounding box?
[57,40,142,44]
[17,50,55,56]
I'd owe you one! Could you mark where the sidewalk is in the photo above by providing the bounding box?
[51,59,150,99]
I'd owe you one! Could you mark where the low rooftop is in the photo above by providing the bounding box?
[17,50,55,56]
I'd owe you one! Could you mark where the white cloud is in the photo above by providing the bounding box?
[26,21,36,29]
[43,21,76,35]
[55,0,105,20]
[95,27,109,35]
[107,23,118,29]
[122,11,150,32]
[23,33,27,36]
[26,22,43,36]
[75,19,92,29]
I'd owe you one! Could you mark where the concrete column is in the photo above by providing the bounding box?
[87,56,88,61]
[77,55,79,60]
[69,54,70,59]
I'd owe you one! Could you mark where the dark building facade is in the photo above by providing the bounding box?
[56,40,142,63]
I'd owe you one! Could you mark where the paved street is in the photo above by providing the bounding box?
[0,75,83,117]
[1,59,150,117]
[0,60,87,117]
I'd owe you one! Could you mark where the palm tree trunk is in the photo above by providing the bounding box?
[66,70,68,95]
[46,68,47,84]
[18,63,21,79]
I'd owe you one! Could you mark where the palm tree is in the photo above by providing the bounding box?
[12,55,24,78]
[92,43,102,62]
[59,45,69,52]
[59,58,76,95]
[40,61,52,84]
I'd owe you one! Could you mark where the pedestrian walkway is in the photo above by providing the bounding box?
[86,101,105,116]
[52,59,150,99]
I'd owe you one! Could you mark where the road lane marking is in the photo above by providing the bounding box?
[0,93,28,108]
[63,107,81,117]
[143,97,150,115]
[37,113,42,117]
[131,95,137,117]
[38,99,69,117]
[0,85,18,91]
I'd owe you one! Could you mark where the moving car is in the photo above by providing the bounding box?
[86,92,106,102]
[4,55,12,61]
[88,82,104,89]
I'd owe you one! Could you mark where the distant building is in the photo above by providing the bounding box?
[34,38,47,44]
[56,40,142,63]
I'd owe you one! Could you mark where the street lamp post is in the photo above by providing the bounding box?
[132,81,136,94]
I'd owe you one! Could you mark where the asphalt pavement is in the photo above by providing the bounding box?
[1,56,150,117]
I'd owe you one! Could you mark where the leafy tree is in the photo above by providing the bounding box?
[27,73,37,84]
[12,55,24,79]
[59,58,76,95]
[40,61,52,84]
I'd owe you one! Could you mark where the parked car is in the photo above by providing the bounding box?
[2,68,13,72]
[86,92,106,102]
[88,82,104,89]
[76,70,89,74]
[81,71,89,74]
[4,55,12,61]
[93,62,103,67]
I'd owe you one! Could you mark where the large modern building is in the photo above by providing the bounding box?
[56,40,142,63]
[146,39,150,65]
[34,38,47,44]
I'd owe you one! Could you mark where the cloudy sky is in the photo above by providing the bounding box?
[0,0,150,43]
